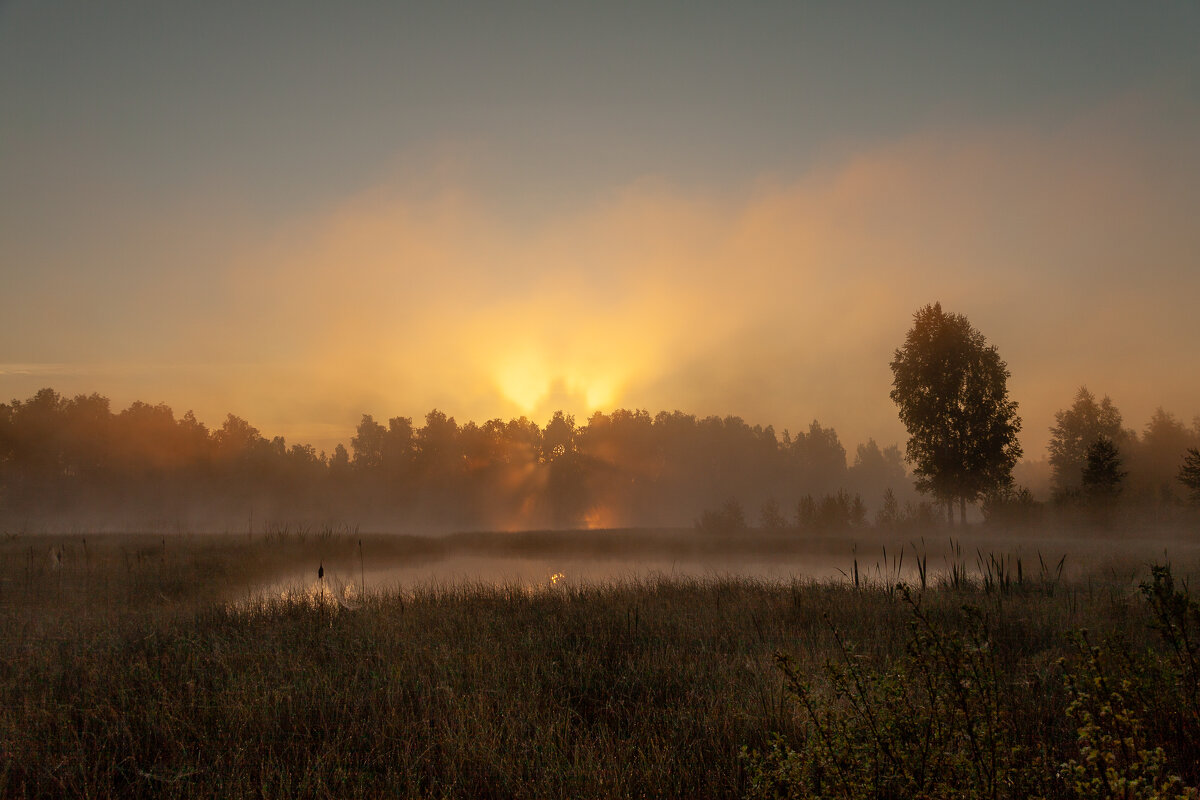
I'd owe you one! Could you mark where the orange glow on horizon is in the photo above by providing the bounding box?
[494,350,551,412]
[583,505,620,530]
[490,344,625,418]
[10,108,1195,465]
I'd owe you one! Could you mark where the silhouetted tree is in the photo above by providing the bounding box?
[890,303,1022,524]
[696,498,746,534]
[415,410,462,480]
[503,416,541,467]
[981,483,1039,526]
[177,410,211,466]
[0,385,989,532]
[759,497,787,530]
[898,500,943,531]
[351,414,386,470]
[381,416,416,506]
[849,493,867,527]
[0,401,12,510]
[1178,448,1200,505]
[792,491,866,530]
[1081,436,1126,505]
[1048,387,1125,499]
[1132,408,1198,502]
[330,443,350,475]
[791,420,847,496]
[213,414,265,463]
[876,488,899,529]
[545,449,589,527]
[579,409,656,524]
[382,416,414,470]
[795,495,817,530]
[815,490,864,530]
[286,443,325,483]
[458,420,497,471]
[8,388,68,483]
[541,411,576,463]
[848,438,909,512]
[63,393,113,478]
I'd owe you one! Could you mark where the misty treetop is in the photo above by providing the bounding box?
[0,388,909,532]
[1046,388,1200,507]
[1180,448,1200,503]
[1081,436,1127,507]
[884,304,1200,522]
[1048,387,1126,499]
[4,379,1199,533]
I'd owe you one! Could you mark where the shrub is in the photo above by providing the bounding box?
[696,498,747,534]
[745,570,1200,800]
[744,588,1050,799]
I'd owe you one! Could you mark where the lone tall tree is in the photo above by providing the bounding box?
[890,303,1023,524]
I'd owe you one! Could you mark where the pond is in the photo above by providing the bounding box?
[237,525,1200,607]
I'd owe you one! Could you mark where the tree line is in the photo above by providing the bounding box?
[4,303,1199,533]
[1044,388,1200,507]
[0,388,911,532]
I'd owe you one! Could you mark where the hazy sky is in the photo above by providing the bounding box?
[2,1,1199,458]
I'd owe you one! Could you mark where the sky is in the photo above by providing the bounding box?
[2,1,1199,459]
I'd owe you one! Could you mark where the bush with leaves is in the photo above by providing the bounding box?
[1136,565,1200,781]
[744,588,1054,799]
[695,498,747,534]
[1060,633,1198,800]
[794,490,868,531]
[745,569,1200,800]
[981,482,1041,526]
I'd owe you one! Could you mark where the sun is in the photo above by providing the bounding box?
[568,371,616,411]
[495,352,551,413]
[493,350,620,417]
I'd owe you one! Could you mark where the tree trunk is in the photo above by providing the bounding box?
[959,496,967,526]
[947,500,955,525]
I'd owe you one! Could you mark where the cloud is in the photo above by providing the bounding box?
[8,102,1197,458]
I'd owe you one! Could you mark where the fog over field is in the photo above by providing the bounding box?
[4,5,1200,795]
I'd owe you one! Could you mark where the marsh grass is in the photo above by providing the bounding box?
[0,532,1197,798]
[744,564,1200,799]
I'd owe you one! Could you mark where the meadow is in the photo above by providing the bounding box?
[1,527,1198,799]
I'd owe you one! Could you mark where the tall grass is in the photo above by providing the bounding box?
[0,532,1196,798]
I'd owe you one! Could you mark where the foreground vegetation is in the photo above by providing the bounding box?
[1,531,1198,798]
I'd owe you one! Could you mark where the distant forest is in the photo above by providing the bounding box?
[0,387,1197,532]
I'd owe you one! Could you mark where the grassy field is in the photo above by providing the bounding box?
[1,529,1198,798]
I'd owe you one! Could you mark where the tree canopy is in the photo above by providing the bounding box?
[0,388,914,532]
[889,303,1022,523]
[1047,387,1125,498]
[1179,448,1200,504]
[1081,436,1127,504]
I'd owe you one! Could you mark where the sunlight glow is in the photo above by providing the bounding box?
[583,505,620,530]
[495,351,550,412]
[493,348,621,416]
[571,372,617,411]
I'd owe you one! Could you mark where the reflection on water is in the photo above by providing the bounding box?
[234,576,362,614]
[349,552,864,588]
[246,548,928,605]
[236,527,1200,609]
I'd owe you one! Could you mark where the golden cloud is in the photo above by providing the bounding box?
[147,104,1200,455]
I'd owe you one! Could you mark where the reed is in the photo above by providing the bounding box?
[0,532,1195,798]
